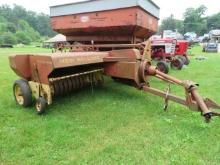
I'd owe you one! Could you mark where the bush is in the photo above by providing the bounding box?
[0,36,3,45]
[7,22,16,33]
[17,20,40,41]
[1,32,17,45]
[0,23,7,33]
[15,31,32,45]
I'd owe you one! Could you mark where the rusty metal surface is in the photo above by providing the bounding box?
[143,86,191,106]
[51,7,158,43]
[141,65,220,122]
[9,55,31,80]
[56,43,145,53]
[9,0,220,120]
[9,43,220,121]
[9,52,108,84]
[104,61,139,80]
[29,55,54,84]
[50,52,108,68]
[66,35,134,43]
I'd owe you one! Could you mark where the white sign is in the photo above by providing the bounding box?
[80,16,89,23]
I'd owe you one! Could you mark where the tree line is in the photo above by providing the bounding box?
[159,5,220,36]
[0,4,55,45]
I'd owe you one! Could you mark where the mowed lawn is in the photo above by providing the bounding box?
[1,46,220,165]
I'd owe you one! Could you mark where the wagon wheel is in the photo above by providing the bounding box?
[157,61,169,74]
[171,58,184,70]
[13,79,32,107]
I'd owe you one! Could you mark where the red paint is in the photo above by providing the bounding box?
[51,7,158,43]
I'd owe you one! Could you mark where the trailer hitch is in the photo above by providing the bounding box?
[140,61,220,122]
[182,80,220,122]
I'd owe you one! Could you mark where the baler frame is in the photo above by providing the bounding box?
[8,0,220,123]
[10,41,220,122]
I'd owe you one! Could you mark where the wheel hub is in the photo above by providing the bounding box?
[14,85,24,105]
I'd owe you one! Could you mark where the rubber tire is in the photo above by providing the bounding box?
[35,97,47,115]
[171,58,184,70]
[178,56,190,65]
[157,61,169,74]
[184,56,190,65]
[177,56,186,64]
[13,79,32,107]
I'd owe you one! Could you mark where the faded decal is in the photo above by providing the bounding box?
[80,16,89,23]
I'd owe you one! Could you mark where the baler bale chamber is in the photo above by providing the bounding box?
[9,0,220,122]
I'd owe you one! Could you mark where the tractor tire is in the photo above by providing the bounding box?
[184,56,190,65]
[13,79,32,107]
[177,56,186,64]
[35,97,47,115]
[178,56,190,65]
[171,58,184,70]
[157,61,169,74]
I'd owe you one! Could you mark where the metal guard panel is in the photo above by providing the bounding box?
[50,52,109,68]
[50,0,160,18]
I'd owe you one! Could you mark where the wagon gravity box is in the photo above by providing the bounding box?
[9,0,220,122]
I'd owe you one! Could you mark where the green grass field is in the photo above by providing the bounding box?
[1,46,220,165]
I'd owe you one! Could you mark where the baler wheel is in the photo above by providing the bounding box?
[13,79,32,107]
[171,58,184,70]
[35,97,47,115]
[157,61,169,74]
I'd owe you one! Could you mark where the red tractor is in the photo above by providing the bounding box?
[151,38,190,73]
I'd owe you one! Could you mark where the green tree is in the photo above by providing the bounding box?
[0,16,6,22]
[15,31,32,45]
[35,14,56,36]
[159,14,176,32]
[0,16,7,33]
[0,4,55,37]
[175,20,184,34]
[183,5,208,35]
[159,15,184,34]
[0,23,7,33]
[7,22,16,33]
[17,20,40,41]
[207,12,220,30]
[1,32,17,45]
[0,34,3,44]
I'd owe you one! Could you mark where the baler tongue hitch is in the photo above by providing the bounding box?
[142,66,220,122]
